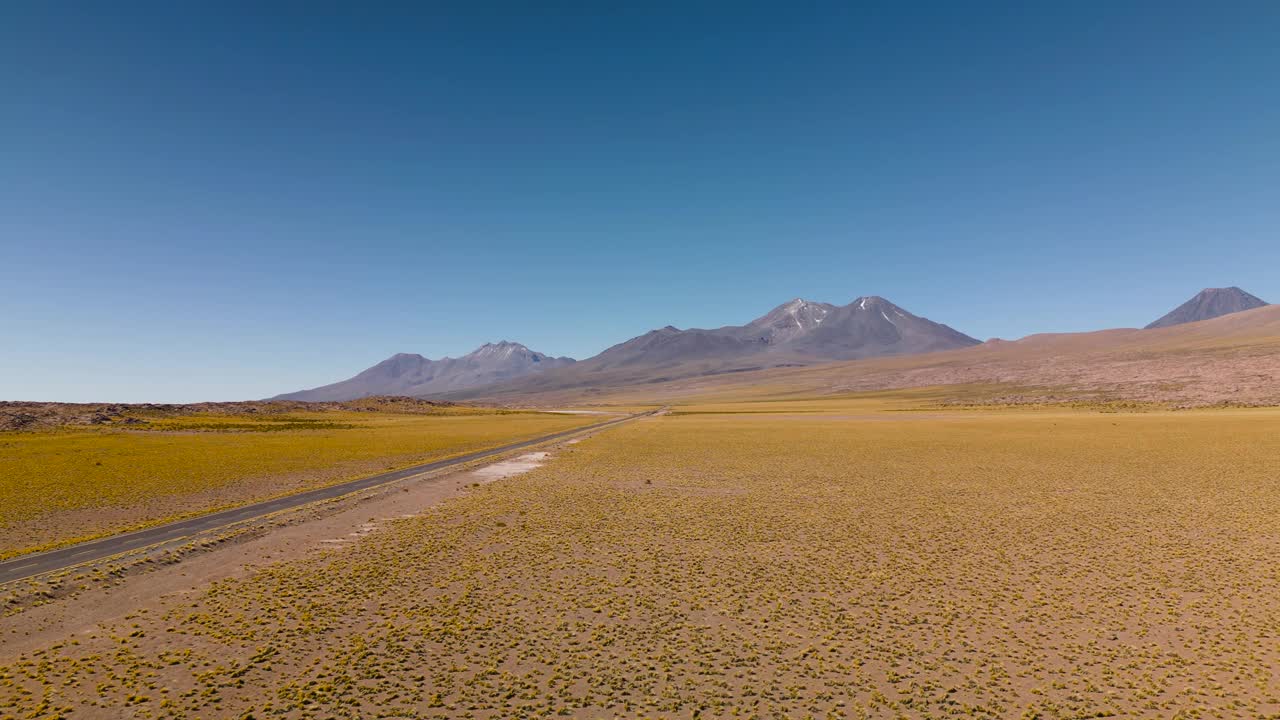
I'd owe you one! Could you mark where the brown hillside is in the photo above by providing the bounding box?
[479,304,1280,407]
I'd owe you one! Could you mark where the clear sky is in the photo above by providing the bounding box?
[3,2,1278,402]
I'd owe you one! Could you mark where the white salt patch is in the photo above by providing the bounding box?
[470,452,551,484]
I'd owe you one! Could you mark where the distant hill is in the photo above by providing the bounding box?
[273,342,575,401]
[446,296,979,400]
[519,303,1280,408]
[1146,287,1268,329]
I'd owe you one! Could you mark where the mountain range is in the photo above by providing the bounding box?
[443,296,981,400]
[611,300,1280,408]
[273,341,575,402]
[592,296,979,368]
[461,299,1280,408]
[275,296,979,401]
[275,287,1271,404]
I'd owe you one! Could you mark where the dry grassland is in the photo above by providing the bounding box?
[5,399,1280,718]
[0,411,598,559]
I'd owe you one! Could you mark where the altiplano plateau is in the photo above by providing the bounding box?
[5,288,1280,718]
[7,6,1279,717]
[6,397,1280,718]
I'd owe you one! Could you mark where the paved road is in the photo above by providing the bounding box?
[0,410,654,585]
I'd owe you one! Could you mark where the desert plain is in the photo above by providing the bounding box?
[4,393,1280,718]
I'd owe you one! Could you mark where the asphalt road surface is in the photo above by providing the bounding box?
[0,409,654,585]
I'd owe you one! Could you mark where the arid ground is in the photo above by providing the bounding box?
[5,397,1280,718]
[0,401,598,559]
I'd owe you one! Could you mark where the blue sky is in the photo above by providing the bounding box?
[3,2,1278,402]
